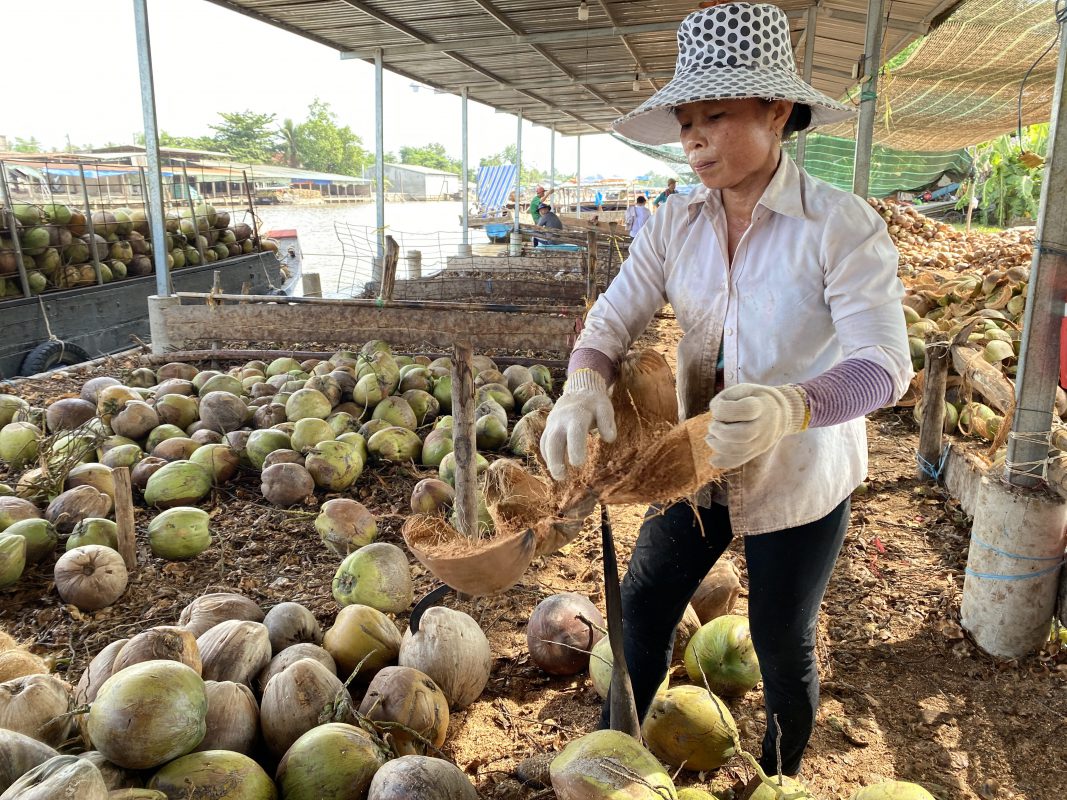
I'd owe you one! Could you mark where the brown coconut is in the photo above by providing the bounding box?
[358,666,449,756]
[691,558,741,624]
[0,649,49,683]
[109,401,159,441]
[54,545,128,611]
[262,448,304,469]
[399,606,491,710]
[178,592,264,637]
[263,602,322,655]
[261,657,353,757]
[152,378,195,398]
[0,674,75,747]
[322,604,401,682]
[110,626,201,676]
[80,376,121,404]
[130,457,167,492]
[96,385,140,426]
[45,398,97,433]
[526,593,605,676]
[65,464,117,506]
[195,619,271,686]
[194,680,260,755]
[253,403,287,430]
[190,429,223,446]
[0,496,43,531]
[315,498,377,556]
[257,643,337,695]
[672,603,702,665]
[156,363,199,382]
[260,462,315,507]
[150,437,200,462]
[75,639,128,705]
[367,755,479,800]
[45,486,112,535]
[0,729,60,794]
[198,391,248,434]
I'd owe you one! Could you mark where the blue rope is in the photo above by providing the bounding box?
[971,534,1065,562]
[916,444,950,480]
[965,562,1064,582]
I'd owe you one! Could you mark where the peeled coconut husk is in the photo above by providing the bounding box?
[195,620,271,686]
[690,558,741,624]
[672,604,702,665]
[110,626,201,676]
[0,673,75,747]
[0,729,59,794]
[75,751,141,791]
[0,649,50,683]
[262,602,322,655]
[257,643,337,695]
[0,754,108,800]
[194,680,260,755]
[0,630,16,653]
[178,592,265,638]
[261,657,353,757]
[358,666,449,756]
[399,606,491,711]
[76,639,128,705]
[367,755,479,800]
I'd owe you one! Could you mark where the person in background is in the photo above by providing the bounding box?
[533,203,563,246]
[624,194,651,237]
[530,185,554,223]
[652,177,677,210]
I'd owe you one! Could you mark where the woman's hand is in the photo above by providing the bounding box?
[706,383,808,470]
[540,369,617,480]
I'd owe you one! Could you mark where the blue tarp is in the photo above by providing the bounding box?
[476,164,518,214]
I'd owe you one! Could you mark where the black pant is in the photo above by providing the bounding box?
[598,499,849,776]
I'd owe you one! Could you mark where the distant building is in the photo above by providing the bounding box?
[373,163,461,200]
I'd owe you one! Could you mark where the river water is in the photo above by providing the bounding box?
[254,201,493,295]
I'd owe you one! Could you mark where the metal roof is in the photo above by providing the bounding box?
[206,0,965,136]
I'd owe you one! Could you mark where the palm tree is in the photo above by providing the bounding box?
[279,119,300,168]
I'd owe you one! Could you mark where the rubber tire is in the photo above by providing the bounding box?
[20,340,92,376]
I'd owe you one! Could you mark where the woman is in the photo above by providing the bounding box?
[540,1,912,781]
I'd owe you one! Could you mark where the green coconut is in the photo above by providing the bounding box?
[101,443,145,469]
[326,412,360,437]
[336,431,369,462]
[641,685,737,771]
[315,498,377,555]
[154,395,198,433]
[199,374,244,397]
[143,460,212,509]
[410,478,455,515]
[684,614,762,697]
[438,451,488,487]
[358,419,390,440]
[189,443,240,484]
[367,426,422,463]
[306,439,364,491]
[512,380,547,409]
[20,227,50,256]
[2,518,57,564]
[477,383,514,413]
[145,423,190,453]
[420,428,454,468]
[851,783,936,800]
[401,389,439,426]
[0,421,42,469]
[67,518,118,551]
[265,358,300,378]
[432,375,453,412]
[148,507,211,560]
[332,542,413,613]
[475,414,508,450]
[276,723,386,800]
[246,429,292,469]
[353,373,385,408]
[589,635,668,701]
[290,417,335,454]
[749,775,812,800]
[86,660,207,770]
[0,395,30,427]
[322,604,401,681]
[372,396,418,431]
[148,750,276,800]
[12,203,43,226]
[0,532,26,589]
[286,388,332,422]
[550,729,677,800]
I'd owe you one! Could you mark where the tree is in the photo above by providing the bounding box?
[159,131,218,151]
[210,110,278,163]
[399,143,460,173]
[12,137,42,153]
[294,99,370,177]
[278,118,301,168]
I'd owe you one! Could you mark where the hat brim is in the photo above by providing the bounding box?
[612,65,855,145]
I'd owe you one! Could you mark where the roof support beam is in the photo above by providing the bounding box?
[819,6,930,35]
[447,69,678,91]
[596,0,664,91]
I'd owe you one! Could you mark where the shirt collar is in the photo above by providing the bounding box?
[686,151,806,224]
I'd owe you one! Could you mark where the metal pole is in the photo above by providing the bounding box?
[514,109,523,233]
[1005,25,1067,489]
[550,124,556,190]
[461,86,469,248]
[78,165,105,285]
[0,165,33,299]
[374,49,385,260]
[132,0,170,298]
[577,133,582,219]
[852,0,885,198]
[181,163,207,267]
[795,4,817,168]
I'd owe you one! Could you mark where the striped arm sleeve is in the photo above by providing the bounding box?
[567,347,617,385]
[800,358,896,428]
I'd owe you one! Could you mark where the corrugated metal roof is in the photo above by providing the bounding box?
[206,0,964,136]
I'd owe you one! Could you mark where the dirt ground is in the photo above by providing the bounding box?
[2,315,1066,800]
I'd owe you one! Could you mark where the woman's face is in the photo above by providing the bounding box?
[676,98,792,193]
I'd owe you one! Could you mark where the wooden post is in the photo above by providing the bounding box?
[585,230,598,303]
[379,235,400,303]
[111,467,137,571]
[451,342,479,541]
[917,336,950,481]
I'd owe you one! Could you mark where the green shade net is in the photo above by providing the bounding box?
[615,133,972,197]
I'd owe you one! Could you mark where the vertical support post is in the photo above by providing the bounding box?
[452,342,479,540]
[586,230,598,303]
[514,109,523,234]
[379,235,399,302]
[550,124,556,190]
[1005,25,1067,488]
[181,163,207,267]
[132,0,170,298]
[0,165,34,299]
[374,49,386,260]
[111,467,137,571]
[852,0,885,199]
[795,4,818,168]
[576,133,583,219]
[242,170,261,251]
[78,165,105,285]
[916,336,949,482]
[461,86,470,249]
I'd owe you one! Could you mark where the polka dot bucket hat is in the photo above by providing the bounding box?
[613,2,854,145]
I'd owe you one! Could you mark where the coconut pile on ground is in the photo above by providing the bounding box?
[0,200,277,300]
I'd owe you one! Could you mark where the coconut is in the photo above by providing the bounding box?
[358,666,448,756]
[262,449,303,469]
[189,443,240,484]
[475,414,508,450]
[0,422,41,469]
[275,723,386,800]
[45,486,111,535]
[266,357,302,377]
[102,443,145,470]
[322,604,401,682]
[86,660,207,770]
[147,506,211,561]
[76,639,128,705]
[589,635,669,701]
[399,367,433,392]
[420,428,454,469]
[43,398,95,433]
[399,607,490,710]
[198,374,243,397]
[54,545,128,611]
[66,463,117,505]
[684,615,761,697]
[130,457,168,491]
[262,658,352,757]
[550,729,676,800]
[367,426,422,463]
[257,643,336,694]
[0,754,108,800]
[0,496,41,532]
[198,391,248,434]
[332,542,413,613]
[67,518,118,550]
[0,649,49,684]
[143,460,212,508]
[477,383,514,414]
[306,439,363,491]
[154,394,198,431]
[315,499,377,556]
[749,776,810,800]
[195,420,232,439]
[96,434,138,459]
[691,558,741,624]
[0,534,25,589]
[246,429,291,469]
[285,388,332,422]
[147,750,276,800]
[512,380,546,410]
[153,376,196,397]
[290,417,334,453]
[0,729,59,794]
[2,519,56,564]
[253,403,287,430]
[196,620,271,686]
[527,593,605,676]
[0,674,74,747]
[179,592,264,637]
[367,755,479,800]
[850,783,936,800]
[437,451,488,487]
[431,375,453,411]
[77,750,142,791]
[0,395,30,427]
[672,604,702,665]
[359,418,390,440]
[410,478,455,515]
[195,680,259,754]
[306,375,342,407]
[325,412,360,438]
[260,462,315,507]
[152,436,201,462]
[13,470,50,506]
[263,602,322,654]
[96,385,140,426]
[641,684,737,771]
[475,397,507,428]
[372,396,418,431]
[144,423,189,454]
[111,626,201,676]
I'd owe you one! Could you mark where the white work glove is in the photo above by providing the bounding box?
[541,368,617,481]
[706,383,809,470]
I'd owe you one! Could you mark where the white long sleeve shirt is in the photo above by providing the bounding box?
[574,153,913,535]
[624,204,651,237]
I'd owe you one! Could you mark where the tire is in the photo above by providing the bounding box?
[20,340,92,376]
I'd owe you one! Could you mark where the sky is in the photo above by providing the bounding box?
[0,0,678,181]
